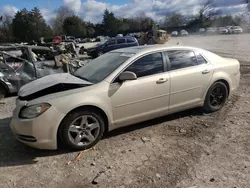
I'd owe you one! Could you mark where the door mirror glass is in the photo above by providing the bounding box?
[119,71,137,81]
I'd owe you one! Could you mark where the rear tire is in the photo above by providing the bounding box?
[97,51,103,57]
[58,109,105,150]
[0,86,6,100]
[203,82,228,113]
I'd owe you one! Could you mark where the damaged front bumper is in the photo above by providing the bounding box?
[10,102,66,150]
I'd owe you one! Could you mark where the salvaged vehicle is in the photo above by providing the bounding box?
[86,36,139,58]
[10,45,240,150]
[139,29,170,45]
[0,45,66,99]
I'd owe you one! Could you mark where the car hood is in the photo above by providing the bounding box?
[18,73,93,101]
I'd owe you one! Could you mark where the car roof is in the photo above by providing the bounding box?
[111,36,136,40]
[113,45,202,54]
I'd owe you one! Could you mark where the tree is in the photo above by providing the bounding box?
[12,7,53,42]
[197,0,220,27]
[0,14,13,42]
[245,0,250,11]
[63,16,86,37]
[29,7,48,41]
[165,13,185,27]
[51,6,74,35]
[102,9,119,36]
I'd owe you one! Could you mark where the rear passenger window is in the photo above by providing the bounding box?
[127,38,135,43]
[117,39,126,44]
[196,54,207,65]
[165,50,197,71]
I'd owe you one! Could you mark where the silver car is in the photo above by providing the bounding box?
[10,46,240,150]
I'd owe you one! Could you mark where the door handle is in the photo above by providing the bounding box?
[202,70,210,74]
[156,78,168,84]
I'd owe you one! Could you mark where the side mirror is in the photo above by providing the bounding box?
[119,71,137,82]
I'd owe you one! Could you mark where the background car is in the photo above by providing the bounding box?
[10,45,240,150]
[86,36,139,58]
[219,27,228,34]
[180,30,188,36]
[0,45,65,99]
[206,27,216,34]
[171,31,178,36]
[199,28,206,34]
[226,26,234,34]
[232,26,243,34]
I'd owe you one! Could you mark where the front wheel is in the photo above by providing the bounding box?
[203,82,228,113]
[59,109,105,150]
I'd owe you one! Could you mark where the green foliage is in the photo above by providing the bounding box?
[102,9,119,36]
[63,16,87,37]
[165,13,186,27]
[12,7,51,42]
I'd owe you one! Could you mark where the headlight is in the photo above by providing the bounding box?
[19,103,51,119]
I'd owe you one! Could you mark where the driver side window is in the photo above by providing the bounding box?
[106,39,116,46]
[124,52,164,78]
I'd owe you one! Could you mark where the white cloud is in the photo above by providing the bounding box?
[1,5,18,17]
[41,8,56,22]
[1,0,247,24]
[63,0,82,13]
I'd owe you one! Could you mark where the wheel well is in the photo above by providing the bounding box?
[215,79,230,95]
[60,105,109,133]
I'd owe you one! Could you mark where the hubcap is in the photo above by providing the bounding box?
[68,115,100,146]
[210,86,226,107]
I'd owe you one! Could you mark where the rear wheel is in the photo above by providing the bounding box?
[0,86,6,100]
[59,109,105,150]
[97,51,103,57]
[203,82,228,112]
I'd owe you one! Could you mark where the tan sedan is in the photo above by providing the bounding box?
[10,45,240,150]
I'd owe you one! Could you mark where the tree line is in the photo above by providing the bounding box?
[0,0,249,43]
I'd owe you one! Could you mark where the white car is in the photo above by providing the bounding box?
[199,28,206,34]
[171,31,179,36]
[10,46,240,150]
[206,27,216,34]
[232,26,243,34]
[219,27,228,34]
[180,30,188,36]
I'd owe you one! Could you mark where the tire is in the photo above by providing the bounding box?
[0,86,6,100]
[97,51,103,57]
[203,81,229,113]
[58,109,105,150]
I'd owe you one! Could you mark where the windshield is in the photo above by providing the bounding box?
[73,52,132,83]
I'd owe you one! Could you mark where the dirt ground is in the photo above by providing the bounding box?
[1,34,250,188]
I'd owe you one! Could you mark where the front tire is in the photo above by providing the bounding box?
[58,109,105,150]
[203,82,228,113]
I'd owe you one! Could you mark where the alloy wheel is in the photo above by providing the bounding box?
[68,115,100,147]
[209,85,227,108]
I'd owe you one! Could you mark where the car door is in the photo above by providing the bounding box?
[110,52,170,126]
[31,48,65,78]
[2,53,36,90]
[103,39,117,53]
[116,38,126,49]
[164,50,214,113]
[126,38,137,47]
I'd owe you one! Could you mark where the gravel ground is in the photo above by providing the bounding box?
[1,34,250,188]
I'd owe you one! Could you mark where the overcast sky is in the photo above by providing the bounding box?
[0,0,248,23]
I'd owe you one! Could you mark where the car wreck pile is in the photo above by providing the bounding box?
[0,43,88,99]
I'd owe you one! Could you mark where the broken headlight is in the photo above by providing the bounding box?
[19,103,51,119]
